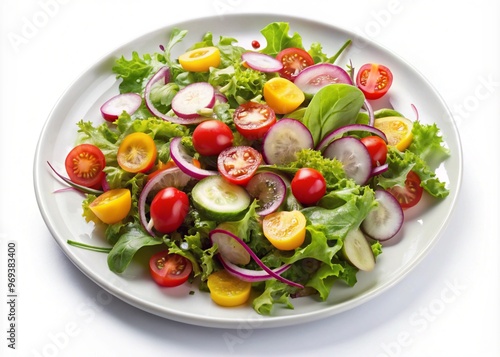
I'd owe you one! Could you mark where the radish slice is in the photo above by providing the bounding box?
[218,253,291,283]
[262,118,314,165]
[138,166,193,236]
[316,123,387,152]
[245,172,286,216]
[171,82,215,119]
[211,225,251,265]
[100,93,142,122]
[342,228,375,272]
[294,63,352,97]
[144,67,206,125]
[241,52,283,72]
[209,229,303,288]
[323,136,372,185]
[361,190,404,241]
[169,137,218,180]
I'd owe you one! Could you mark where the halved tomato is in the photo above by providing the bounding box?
[89,188,132,224]
[217,146,262,185]
[386,170,423,209]
[276,47,314,81]
[64,143,106,189]
[117,132,157,173]
[233,102,276,140]
[179,46,221,72]
[263,210,307,250]
[263,77,305,114]
[149,251,193,287]
[356,63,393,100]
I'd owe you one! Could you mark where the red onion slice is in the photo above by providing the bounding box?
[169,137,218,180]
[209,229,304,288]
[218,253,291,283]
[371,163,389,177]
[316,123,388,152]
[144,67,206,125]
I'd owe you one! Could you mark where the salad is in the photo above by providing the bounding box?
[50,22,450,315]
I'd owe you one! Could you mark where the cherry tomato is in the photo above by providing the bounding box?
[290,168,327,206]
[178,46,221,72]
[192,120,234,156]
[233,102,276,140]
[149,251,192,287]
[207,270,252,307]
[117,132,157,173]
[217,146,262,186]
[89,188,132,224]
[360,136,388,167]
[65,143,106,189]
[263,210,307,250]
[150,187,190,233]
[276,47,314,81]
[386,171,423,209]
[263,77,305,114]
[356,63,393,100]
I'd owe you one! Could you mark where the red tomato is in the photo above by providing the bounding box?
[149,251,192,287]
[356,63,393,100]
[276,47,314,81]
[192,120,234,156]
[291,168,327,206]
[64,144,106,189]
[233,102,276,140]
[217,146,262,185]
[386,171,423,209]
[150,187,190,233]
[360,136,388,167]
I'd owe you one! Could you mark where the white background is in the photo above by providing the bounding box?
[1,0,499,356]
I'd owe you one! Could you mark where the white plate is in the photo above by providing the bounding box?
[33,14,462,329]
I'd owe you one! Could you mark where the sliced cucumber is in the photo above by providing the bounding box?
[342,228,375,272]
[191,175,251,221]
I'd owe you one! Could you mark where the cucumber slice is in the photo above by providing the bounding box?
[342,228,375,272]
[191,175,251,221]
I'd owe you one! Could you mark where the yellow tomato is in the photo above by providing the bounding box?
[374,116,413,151]
[262,210,306,251]
[207,270,252,307]
[89,188,132,224]
[263,77,305,114]
[179,46,221,72]
[117,132,157,173]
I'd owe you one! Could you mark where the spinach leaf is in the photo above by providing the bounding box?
[302,84,365,145]
[107,223,163,273]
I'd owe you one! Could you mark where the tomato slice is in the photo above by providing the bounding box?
[276,47,314,81]
[64,143,106,189]
[356,63,393,100]
[263,77,305,114]
[386,171,423,209]
[233,102,276,140]
[149,251,193,287]
[117,132,157,173]
[217,146,262,186]
[263,210,307,250]
[207,270,252,307]
[89,188,132,224]
[178,46,221,72]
